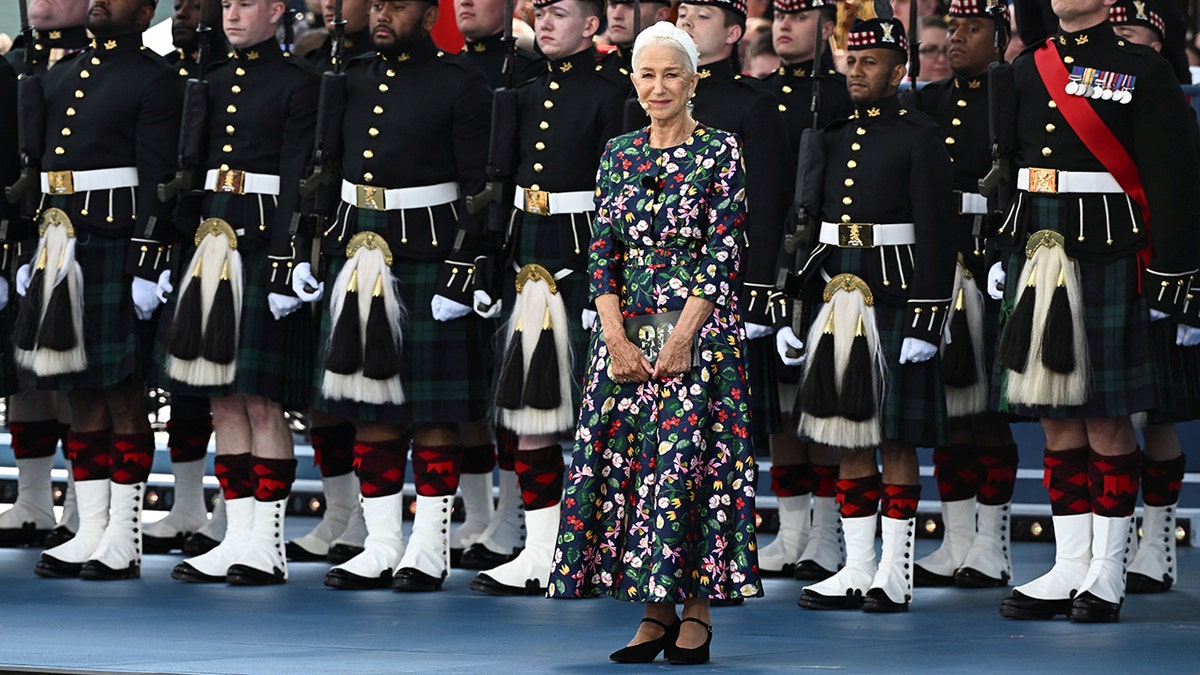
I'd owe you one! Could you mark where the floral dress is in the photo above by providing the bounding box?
[547,124,762,602]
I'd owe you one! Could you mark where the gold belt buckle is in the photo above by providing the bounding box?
[356,184,386,211]
[1027,167,1059,194]
[838,222,875,248]
[523,188,550,216]
[214,168,246,194]
[46,170,75,195]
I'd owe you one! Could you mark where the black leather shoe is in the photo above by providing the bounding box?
[326,543,365,565]
[468,572,545,596]
[1068,591,1122,623]
[226,563,286,586]
[450,548,466,568]
[1126,571,1172,594]
[80,560,140,580]
[34,553,83,579]
[42,526,76,549]
[143,532,189,555]
[758,564,796,578]
[324,567,393,590]
[285,540,330,562]
[861,587,909,613]
[797,587,864,610]
[793,560,837,581]
[954,566,1010,588]
[999,590,1072,620]
[609,618,679,664]
[171,561,226,583]
[665,618,712,666]
[458,542,518,570]
[913,564,956,587]
[0,522,52,548]
[182,532,220,556]
[391,567,444,592]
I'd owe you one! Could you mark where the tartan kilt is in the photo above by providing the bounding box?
[1147,317,1200,424]
[314,211,491,425]
[991,195,1156,419]
[0,290,21,397]
[746,338,782,435]
[35,229,155,390]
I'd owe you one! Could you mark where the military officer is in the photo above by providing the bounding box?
[306,0,374,71]
[791,16,960,613]
[167,0,228,78]
[992,0,1200,624]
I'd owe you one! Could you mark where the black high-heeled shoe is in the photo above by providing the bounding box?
[609,617,680,663]
[666,617,712,665]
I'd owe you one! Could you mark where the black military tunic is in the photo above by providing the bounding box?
[305,27,373,72]
[461,31,543,89]
[0,57,17,224]
[5,26,91,75]
[759,57,853,160]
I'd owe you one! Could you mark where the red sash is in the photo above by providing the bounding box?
[1033,39,1152,276]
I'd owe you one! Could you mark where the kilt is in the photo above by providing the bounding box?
[1147,316,1200,424]
[992,195,1156,419]
[156,195,314,409]
[314,211,491,425]
[746,338,782,435]
[0,288,21,397]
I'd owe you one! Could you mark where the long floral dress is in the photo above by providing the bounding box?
[547,124,762,602]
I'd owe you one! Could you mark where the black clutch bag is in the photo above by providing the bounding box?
[622,310,701,368]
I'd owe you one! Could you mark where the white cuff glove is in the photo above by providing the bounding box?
[154,269,173,303]
[987,261,1006,301]
[745,322,772,340]
[775,326,805,367]
[0,276,9,312]
[1177,323,1200,347]
[1150,308,1169,322]
[292,262,324,303]
[431,294,471,322]
[473,289,502,319]
[582,308,598,331]
[131,276,163,321]
[15,263,31,298]
[899,337,938,364]
[268,292,303,320]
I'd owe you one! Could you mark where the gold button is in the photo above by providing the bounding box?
[260,224,266,231]
[782,85,792,94]
[66,107,75,116]
[1045,123,1056,132]
[844,178,854,187]
[222,144,232,152]
[227,104,237,113]
[220,163,229,171]
[374,105,384,114]
[379,83,389,92]
[847,160,857,169]
[549,81,560,90]
[543,100,554,109]
[369,127,380,137]
[231,85,242,94]
[74,90,84,98]
[851,142,860,151]
[61,127,71,136]
[945,137,955,145]
[956,99,967,107]
[1064,56,1075,64]
[235,67,246,76]
[1048,100,1057,109]
[91,57,100,65]
[539,121,549,130]
[533,162,543,172]
[54,146,64,155]
[856,127,866,136]
[952,118,961,126]
[1042,146,1052,156]
[364,150,374,159]
[364,172,373,182]
[842,196,852,205]
[530,183,541,191]
[778,104,787,112]
[79,69,89,78]
[179,67,188,76]
[386,68,396,77]
[535,141,545,150]
[841,214,851,222]
[226,125,235,135]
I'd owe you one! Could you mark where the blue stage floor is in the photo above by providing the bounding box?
[0,519,1195,674]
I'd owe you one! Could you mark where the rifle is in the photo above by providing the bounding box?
[620,0,647,131]
[158,0,217,203]
[978,2,1015,223]
[299,0,349,202]
[5,0,44,210]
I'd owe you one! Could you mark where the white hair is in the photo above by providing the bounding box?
[631,21,699,75]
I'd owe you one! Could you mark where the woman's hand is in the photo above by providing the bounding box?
[652,332,694,380]
[608,336,654,384]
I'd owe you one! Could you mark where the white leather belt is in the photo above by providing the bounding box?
[40,167,137,195]
[340,180,459,211]
[204,168,280,196]
[819,221,916,248]
[957,191,988,215]
[513,186,594,216]
[1017,168,1122,194]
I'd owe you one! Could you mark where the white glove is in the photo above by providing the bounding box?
[131,276,163,320]
[899,337,938,364]
[473,289,502,319]
[1177,323,1200,347]
[431,294,471,322]
[291,262,324,303]
[1150,308,1169,321]
[775,326,805,367]
[15,263,31,298]
[987,261,1006,301]
[745,322,772,340]
[0,277,9,312]
[153,269,173,303]
[582,308,598,330]
[268,292,303,320]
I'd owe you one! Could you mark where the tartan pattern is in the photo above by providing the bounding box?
[9,420,62,459]
[746,339,782,435]
[811,464,839,498]
[836,474,881,518]
[1089,449,1140,517]
[976,443,1019,505]
[770,464,813,497]
[515,444,564,510]
[253,457,297,501]
[881,483,921,520]
[310,422,356,477]
[994,196,1156,419]
[496,427,518,471]
[411,444,463,496]
[1110,4,1164,36]
[0,295,21,397]
[932,445,979,501]
[1044,446,1090,516]
[165,415,212,464]
[316,212,491,424]
[461,443,498,474]
[110,432,154,484]
[353,438,409,498]
[1141,454,1185,507]
[1147,316,1200,423]
[215,453,255,500]
[66,430,111,481]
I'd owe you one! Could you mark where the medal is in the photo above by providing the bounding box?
[1090,86,1103,99]
[1066,81,1080,96]
[1101,88,1113,100]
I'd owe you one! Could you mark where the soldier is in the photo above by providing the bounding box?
[790,16,960,613]
[455,0,543,89]
[167,0,227,77]
[991,0,1200,623]
[602,0,674,77]
[463,0,625,595]
[299,0,493,592]
[758,0,853,582]
[306,0,373,71]
[910,0,1020,590]
[22,0,182,581]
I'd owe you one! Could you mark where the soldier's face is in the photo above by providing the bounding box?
[772,10,830,65]
[607,2,671,47]
[326,0,371,33]
[845,48,905,104]
[455,0,506,40]
[676,3,742,66]
[224,0,284,48]
[28,0,90,30]
[632,43,698,122]
[946,17,998,77]
[87,0,155,37]
[535,0,599,59]
[1113,24,1161,51]
[173,0,203,48]
[371,0,437,54]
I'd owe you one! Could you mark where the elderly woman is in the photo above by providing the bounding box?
[546,21,760,666]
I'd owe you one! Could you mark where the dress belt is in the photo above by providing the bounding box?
[1017,168,1122,194]
[204,168,281,196]
[818,221,916,248]
[513,185,595,216]
[40,167,138,195]
[340,180,460,211]
[956,191,989,215]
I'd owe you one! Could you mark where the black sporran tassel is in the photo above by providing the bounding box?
[362,275,400,380]
[942,288,978,387]
[35,273,76,351]
[836,315,876,422]
[324,268,362,375]
[998,264,1036,374]
[801,312,839,418]
[1040,268,1075,374]
[167,257,205,360]
[495,317,526,409]
[522,307,561,410]
[201,259,237,365]
[13,247,47,351]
